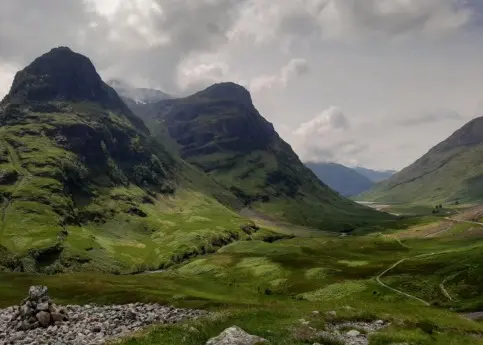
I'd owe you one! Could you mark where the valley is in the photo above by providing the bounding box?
[0,47,482,345]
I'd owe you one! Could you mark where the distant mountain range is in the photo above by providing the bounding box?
[360,116,483,203]
[353,167,396,183]
[305,162,375,197]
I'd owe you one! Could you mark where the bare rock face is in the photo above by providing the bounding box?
[206,326,268,345]
[7,286,68,331]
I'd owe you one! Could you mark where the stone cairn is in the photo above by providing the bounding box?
[7,286,68,331]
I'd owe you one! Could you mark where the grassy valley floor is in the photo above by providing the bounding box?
[1,208,483,344]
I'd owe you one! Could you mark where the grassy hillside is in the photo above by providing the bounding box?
[137,82,392,231]
[305,162,375,196]
[360,117,483,203]
[0,47,270,274]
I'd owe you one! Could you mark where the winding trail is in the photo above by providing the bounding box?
[377,246,483,306]
[376,212,483,306]
[440,276,455,301]
[376,254,433,306]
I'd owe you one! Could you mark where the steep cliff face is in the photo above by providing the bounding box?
[138,82,390,230]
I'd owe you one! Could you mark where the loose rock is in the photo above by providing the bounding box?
[1,286,208,345]
[206,326,268,345]
[346,329,361,337]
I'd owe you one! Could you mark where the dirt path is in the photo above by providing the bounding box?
[376,240,483,307]
[440,276,455,301]
[376,254,433,306]
[395,238,411,249]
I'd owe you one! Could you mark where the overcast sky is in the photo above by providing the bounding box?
[1,0,483,170]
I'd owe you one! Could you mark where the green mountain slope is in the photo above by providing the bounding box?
[360,116,483,203]
[305,162,375,196]
[0,47,256,274]
[137,82,391,230]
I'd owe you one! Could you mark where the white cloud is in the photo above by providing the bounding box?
[250,58,309,93]
[284,106,356,164]
[294,106,349,136]
[0,63,18,99]
[279,105,474,169]
[177,54,231,92]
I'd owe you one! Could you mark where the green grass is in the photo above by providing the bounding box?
[1,220,482,344]
[0,101,274,274]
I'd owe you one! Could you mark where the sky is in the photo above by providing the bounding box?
[1,0,483,170]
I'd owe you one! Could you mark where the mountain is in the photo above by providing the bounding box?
[353,167,396,182]
[107,79,171,120]
[135,82,391,230]
[360,116,483,203]
[305,162,375,197]
[0,47,250,274]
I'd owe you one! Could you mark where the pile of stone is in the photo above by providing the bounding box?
[7,286,68,331]
[315,318,388,345]
[0,286,208,345]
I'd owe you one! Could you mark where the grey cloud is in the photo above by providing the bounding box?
[396,110,464,127]
[304,139,369,164]
[103,0,245,93]
[0,0,245,95]
[253,0,474,44]
[0,1,103,65]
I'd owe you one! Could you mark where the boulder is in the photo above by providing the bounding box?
[346,329,361,337]
[206,326,268,345]
[51,312,66,322]
[36,302,49,312]
[36,311,51,328]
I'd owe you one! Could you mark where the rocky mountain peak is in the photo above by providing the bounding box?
[2,47,122,109]
[195,82,253,107]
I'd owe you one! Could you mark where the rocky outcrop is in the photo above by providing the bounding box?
[0,286,208,345]
[206,326,268,345]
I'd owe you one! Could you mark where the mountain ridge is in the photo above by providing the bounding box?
[0,47,251,274]
[360,116,483,203]
[135,82,391,230]
[353,166,396,183]
[305,162,375,197]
